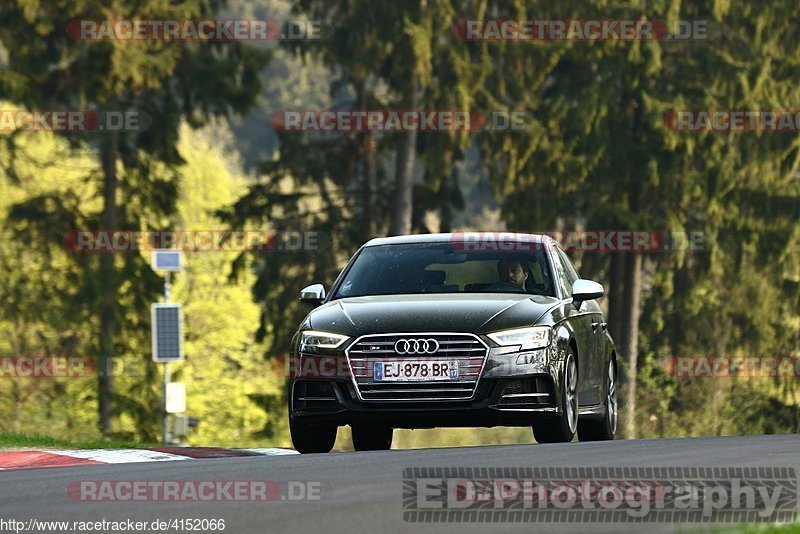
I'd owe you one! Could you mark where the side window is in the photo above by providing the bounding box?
[551,248,572,297]
[557,248,580,284]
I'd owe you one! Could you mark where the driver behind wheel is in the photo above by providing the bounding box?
[497,257,529,288]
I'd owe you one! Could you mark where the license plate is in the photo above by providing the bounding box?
[373,360,459,381]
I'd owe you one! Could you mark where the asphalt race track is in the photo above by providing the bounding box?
[1,435,799,534]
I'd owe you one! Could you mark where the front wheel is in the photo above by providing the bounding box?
[533,349,578,443]
[578,359,617,441]
[290,418,337,454]
[351,425,393,451]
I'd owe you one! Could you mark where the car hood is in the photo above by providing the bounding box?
[307,294,559,336]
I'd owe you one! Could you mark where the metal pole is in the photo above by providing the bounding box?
[162,271,171,446]
[162,362,170,446]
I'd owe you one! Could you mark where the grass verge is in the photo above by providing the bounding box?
[0,432,151,450]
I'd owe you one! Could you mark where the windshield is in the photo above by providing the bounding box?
[332,243,556,298]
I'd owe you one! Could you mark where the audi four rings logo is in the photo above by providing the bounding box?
[394,338,440,354]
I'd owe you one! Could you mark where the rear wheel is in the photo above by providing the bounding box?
[290,418,337,454]
[533,349,578,443]
[578,359,617,441]
[351,425,393,451]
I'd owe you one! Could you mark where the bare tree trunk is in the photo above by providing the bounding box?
[98,130,118,434]
[439,145,454,233]
[620,91,645,440]
[621,251,642,439]
[12,380,22,433]
[608,252,625,344]
[362,133,375,239]
[389,75,419,236]
[669,265,689,355]
[357,80,376,240]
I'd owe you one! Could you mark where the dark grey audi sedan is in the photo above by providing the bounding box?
[288,233,618,453]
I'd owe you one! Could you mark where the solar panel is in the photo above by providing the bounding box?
[151,303,183,362]
[151,250,182,271]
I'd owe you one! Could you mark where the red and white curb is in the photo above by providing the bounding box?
[0,447,298,471]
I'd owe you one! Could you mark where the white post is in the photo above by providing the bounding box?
[162,362,170,446]
[162,271,171,446]
[152,251,182,446]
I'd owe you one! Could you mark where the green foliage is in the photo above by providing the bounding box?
[0,115,102,439]
[0,0,798,449]
[0,0,269,437]
[463,0,800,438]
[167,121,288,446]
[0,112,289,446]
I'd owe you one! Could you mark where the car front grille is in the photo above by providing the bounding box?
[345,333,488,401]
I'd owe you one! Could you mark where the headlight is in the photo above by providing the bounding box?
[487,326,551,351]
[299,330,349,351]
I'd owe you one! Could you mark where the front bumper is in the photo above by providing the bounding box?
[289,333,567,428]
[290,374,560,428]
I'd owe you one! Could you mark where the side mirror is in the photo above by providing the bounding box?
[572,279,604,303]
[299,283,326,305]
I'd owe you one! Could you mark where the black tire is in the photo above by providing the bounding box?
[533,349,578,443]
[578,359,618,441]
[290,418,337,454]
[351,425,393,451]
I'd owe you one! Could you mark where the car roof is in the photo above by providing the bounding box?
[364,232,551,247]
